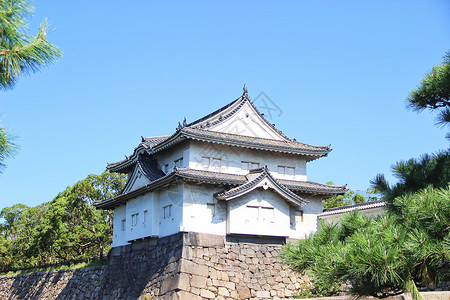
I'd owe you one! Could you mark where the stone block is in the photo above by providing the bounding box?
[180,259,209,277]
[224,281,235,290]
[182,246,194,259]
[236,285,251,299]
[256,290,270,298]
[218,287,229,296]
[173,290,203,300]
[159,273,190,295]
[191,275,207,289]
[184,232,225,247]
[212,279,224,287]
[220,271,229,281]
[200,289,215,299]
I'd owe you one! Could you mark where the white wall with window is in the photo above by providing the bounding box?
[112,205,129,247]
[181,184,227,235]
[289,195,323,239]
[156,142,190,174]
[188,141,307,180]
[125,192,156,242]
[158,184,183,237]
[227,188,291,237]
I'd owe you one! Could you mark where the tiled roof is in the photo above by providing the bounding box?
[181,128,330,157]
[279,179,348,195]
[107,88,331,172]
[141,135,171,148]
[186,87,292,141]
[108,127,330,172]
[317,200,386,217]
[94,167,346,209]
[137,156,166,182]
[214,166,308,207]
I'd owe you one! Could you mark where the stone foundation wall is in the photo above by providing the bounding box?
[0,232,304,299]
[176,233,304,299]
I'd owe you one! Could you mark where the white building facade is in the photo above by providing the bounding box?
[95,87,346,247]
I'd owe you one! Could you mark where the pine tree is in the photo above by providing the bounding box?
[0,0,61,89]
[0,125,18,174]
[407,51,450,129]
[280,186,450,299]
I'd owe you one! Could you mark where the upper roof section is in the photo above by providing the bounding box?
[94,167,347,210]
[107,87,332,172]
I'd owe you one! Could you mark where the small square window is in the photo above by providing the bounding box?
[286,166,295,176]
[131,213,138,226]
[207,203,216,216]
[295,210,303,223]
[163,205,172,219]
[241,161,259,170]
[143,210,148,224]
[278,166,286,174]
[174,157,183,168]
[202,156,210,166]
[211,158,221,167]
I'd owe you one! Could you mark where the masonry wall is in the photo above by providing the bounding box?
[0,232,306,299]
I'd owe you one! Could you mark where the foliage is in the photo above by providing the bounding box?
[0,258,108,276]
[0,171,126,271]
[280,186,450,299]
[322,183,378,210]
[371,150,450,203]
[407,52,450,128]
[0,0,62,89]
[0,124,18,173]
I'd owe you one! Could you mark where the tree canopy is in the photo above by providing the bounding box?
[0,171,126,272]
[0,0,61,89]
[407,52,450,128]
[280,186,450,299]
[0,125,18,174]
[371,151,450,203]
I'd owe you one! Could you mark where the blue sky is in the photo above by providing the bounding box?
[0,0,449,208]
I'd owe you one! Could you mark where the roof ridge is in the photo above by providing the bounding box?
[183,127,330,150]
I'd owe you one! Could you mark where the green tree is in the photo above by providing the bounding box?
[371,151,450,204]
[323,182,370,210]
[0,0,61,89]
[0,171,126,271]
[1,0,61,173]
[0,125,18,173]
[280,186,450,299]
[407,52,450,129]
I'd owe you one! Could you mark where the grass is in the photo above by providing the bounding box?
[0,260,108,276]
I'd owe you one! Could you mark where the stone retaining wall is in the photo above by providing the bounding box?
[0,232,304,299]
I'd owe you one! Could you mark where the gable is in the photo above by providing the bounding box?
[207,101,286,141]
[227,188,291,237]
[122,166,151,194]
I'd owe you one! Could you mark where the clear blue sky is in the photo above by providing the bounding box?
[0,0,449,209]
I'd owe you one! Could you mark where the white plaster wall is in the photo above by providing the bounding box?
[154,141,190,174]
[228,188,291,237]
[125,193,155,241]
[188,141,307,181]
[181,183,227,235]
[112,205,129,247]
[158,184,184,237]
[289,196,323,239]
[209,101,285,141]
[319,206,385,225]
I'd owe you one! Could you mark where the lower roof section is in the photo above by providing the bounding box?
[94,168,347,210]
